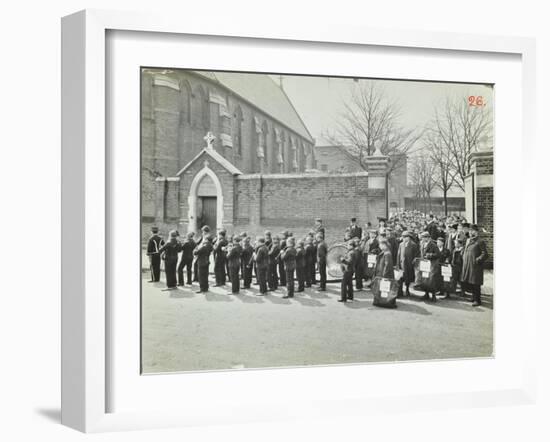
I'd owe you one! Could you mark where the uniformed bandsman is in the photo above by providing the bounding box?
[316,233,327,291]
[158,230,182,291]
[254,237,269,295]
[226,236,242,294]
[268,236,281,291]
[146,226,164,283]
[194,235,213,293]
[177,231,196,286]
[241,236,254,289]
[213,229,228,286]
[280,237,297,298]
[295,239,306,292]
[338,241,356,303]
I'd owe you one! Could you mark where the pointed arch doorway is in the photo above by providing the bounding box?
[187,165,224,233]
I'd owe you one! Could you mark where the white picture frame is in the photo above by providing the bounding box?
[61,9,537,433]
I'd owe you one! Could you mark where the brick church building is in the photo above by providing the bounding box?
[141,69,391,243]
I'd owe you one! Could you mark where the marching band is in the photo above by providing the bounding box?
[146,210,489,307]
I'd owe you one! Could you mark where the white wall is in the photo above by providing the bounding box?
[0,1,548,441]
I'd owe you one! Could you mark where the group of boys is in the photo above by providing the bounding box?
[146,219,329,298]
[147,210,489,307]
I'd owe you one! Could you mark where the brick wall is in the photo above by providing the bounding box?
[471,150,494,268]
[233,172,382,245]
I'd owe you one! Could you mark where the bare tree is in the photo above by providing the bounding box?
[325,81,422,176]
[424,130,458,216]
[409,156,438,213]
[431,96,492,190]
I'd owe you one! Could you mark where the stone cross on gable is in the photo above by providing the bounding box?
[204,131,216,149]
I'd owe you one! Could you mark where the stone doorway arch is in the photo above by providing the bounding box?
[187,163,224,233]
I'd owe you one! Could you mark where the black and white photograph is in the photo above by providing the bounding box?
[141,68,494,374]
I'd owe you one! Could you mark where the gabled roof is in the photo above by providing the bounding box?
[194,71,314,144]
[176,147,242,177]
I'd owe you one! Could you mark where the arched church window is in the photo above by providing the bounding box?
[261,121,269,169]
[179,79,191,124]
[194,85,209,130]
[233,106,243,157]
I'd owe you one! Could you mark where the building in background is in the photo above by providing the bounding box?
[141,70,391,243]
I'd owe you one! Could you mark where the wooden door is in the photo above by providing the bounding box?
[200,197,217,230]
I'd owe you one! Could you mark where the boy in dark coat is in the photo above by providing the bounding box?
[338,241,356,302]
[226,237,242,294]
[177,232,196,286]
[295,240,306,292]
[316,233,328,291]
[213,230,228,286]
[194,236,213,293]
[304,236,315,288]
[375,239,394,279]
[146,226,165,282]
[254,237,269,295]
[241,236,254,289]
[158,230,182,290]
[460,225,488,306]
[419,231,441,302]
[396,231,420,297]
[280,237,297,298]
[278,231,288,286]
[268,236,281,291]
[193,225,210,282]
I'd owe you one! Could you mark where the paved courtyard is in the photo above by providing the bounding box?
[141,271,493,374]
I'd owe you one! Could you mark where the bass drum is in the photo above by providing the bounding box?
[326,243,348,279]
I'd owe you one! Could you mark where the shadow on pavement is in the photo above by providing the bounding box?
[234,292,266,303]
[205,292,234,302]
[292,294,326,307]
[169,289,195,299]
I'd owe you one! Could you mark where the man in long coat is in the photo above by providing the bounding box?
[226,237,242,294]
[396,231,420,297]
[419,231,441,302]
[460,225,488,307]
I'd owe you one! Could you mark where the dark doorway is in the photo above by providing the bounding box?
[200,196,217,230]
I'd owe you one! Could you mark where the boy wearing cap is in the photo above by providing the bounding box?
[268,236,281,291]
[420,231,440,302]
[295,240,306,292]
[194,235,213,293]
[193,225,211,282]
[213,230,228,287]
[280,237,297,298]
[226,237,242,294]
[304,236,315,288]
[254,237,269,295]
[348,217,362,241]
[177,232,196,286]
[278,231,289,286]
[158,230,182,290]
[316,233,328,291]
[396,231,419,297]
[338,241,356,302]
[241,236,254,289]
[146,226,165,282]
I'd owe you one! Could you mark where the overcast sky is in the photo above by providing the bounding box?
[270,74,493,148]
